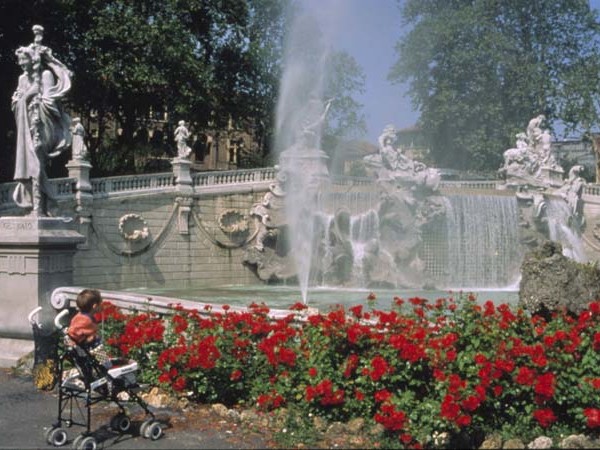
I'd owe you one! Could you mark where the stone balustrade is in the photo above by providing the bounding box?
[192,167,276,187]
[2,169,600,211]
[92,173,176,196]
[440,180,500,190]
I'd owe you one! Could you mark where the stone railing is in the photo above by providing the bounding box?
[192,167,276,187]
[584,184,600,197]
[92,173,175,196]
[439,180,500,190]
[2,171,600,211]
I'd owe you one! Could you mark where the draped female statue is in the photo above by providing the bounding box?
[12,25,72,215]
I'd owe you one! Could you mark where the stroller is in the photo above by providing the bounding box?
[29,307,163,449]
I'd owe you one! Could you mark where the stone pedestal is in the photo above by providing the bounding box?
[540,165,565,187]
[0,216,84,367]
[172,157,193,195]
[66,159,92,192]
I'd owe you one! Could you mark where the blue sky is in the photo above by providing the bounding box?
[301,0,600,143]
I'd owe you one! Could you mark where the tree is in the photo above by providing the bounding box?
[389,0,600,171]
[0,0,290,178]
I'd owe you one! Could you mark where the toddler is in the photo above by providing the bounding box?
[68,289,113,366]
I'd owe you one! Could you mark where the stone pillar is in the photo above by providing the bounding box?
[66,159,93,248]
[0,216,84,367]
[172,158,194,235]
[172,157,193,193]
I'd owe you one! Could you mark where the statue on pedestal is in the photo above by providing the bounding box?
[499,115,561,185]
[12,25,72,215]
[71,118,88,161]
[174,120,192,159]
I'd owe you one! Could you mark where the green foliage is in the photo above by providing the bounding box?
[390,0,600,171]
[96,294,600,448]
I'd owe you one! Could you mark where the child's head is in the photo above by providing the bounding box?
[76,289,102,313]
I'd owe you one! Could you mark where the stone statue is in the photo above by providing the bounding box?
[526,114,545,148]
[365,125,439,191]
[12,25,72,215]
[557,165,586,224]
[499,116,561,185]
[174,120,192,158]
[71,118,88,161]
[298,98,333,148]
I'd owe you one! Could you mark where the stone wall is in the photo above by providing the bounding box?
[73,189,267,291]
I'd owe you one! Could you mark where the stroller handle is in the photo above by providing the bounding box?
[28,306,43,326]
[54,309,70,331]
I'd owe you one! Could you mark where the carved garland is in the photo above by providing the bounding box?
[217,209,249,235]
[118,213,150,242]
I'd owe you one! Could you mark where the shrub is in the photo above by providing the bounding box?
[96,294,600,448]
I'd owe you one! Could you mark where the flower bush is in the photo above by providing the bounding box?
[96,294,600,448]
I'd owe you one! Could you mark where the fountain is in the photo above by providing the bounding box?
[244,115,587,298]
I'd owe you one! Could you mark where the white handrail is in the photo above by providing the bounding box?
[28,306,43,326]
[54,309,70,331]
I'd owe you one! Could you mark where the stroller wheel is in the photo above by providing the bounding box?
[141,420,163,440]
[71,434,83,449]
[110,413,131,433]
[46,427,68,447]
[139,419,152,438]
[75,435,97,450]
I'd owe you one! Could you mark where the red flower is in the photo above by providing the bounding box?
[349,305,363,318]
[229,369,242,381]
[494,359,515,373]
[534,373,555,399]
[593,332,600,351]
[172,376,187,392]
[483,300,495,316]
[461,395,481,412]
[370,355,391,381]
[343,354,359,378]
[374,404,406,431]
[374,389,392,403]
[515,366,536,386]
[533,408,557,428]
[290,302,307,311]
[584,408,600,428]
[440,395,460,421]
[308,367,318,378]
[400,434,413,445]
[474,354,488,365]
[456,415,471,427]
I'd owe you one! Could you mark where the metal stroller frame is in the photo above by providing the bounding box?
[30,307,164,449]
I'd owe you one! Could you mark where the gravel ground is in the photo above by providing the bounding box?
[0,368,275,450]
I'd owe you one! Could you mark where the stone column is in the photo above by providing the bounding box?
[172,157,194,234]
[0,216,84,367]
[172,157,193,192]
[66,159,93,248]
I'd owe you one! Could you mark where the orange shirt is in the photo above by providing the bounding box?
[68,312,98,345]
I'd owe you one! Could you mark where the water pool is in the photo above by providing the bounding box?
[124,285,519,311]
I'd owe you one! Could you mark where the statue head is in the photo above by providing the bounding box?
[32,25,44,44]
[15,46,35,72]
[178,120,185,127]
